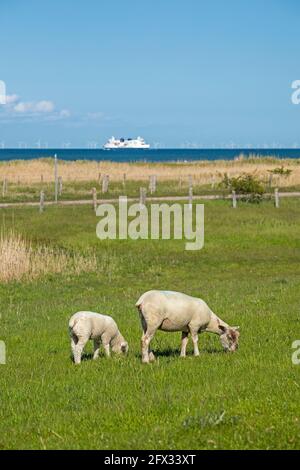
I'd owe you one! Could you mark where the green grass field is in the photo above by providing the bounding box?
[0,198,300,449]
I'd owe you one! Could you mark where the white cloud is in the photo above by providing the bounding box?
[0,91,110,126]
[5,94,19,105]
[35,100,55,113]
[86,111,104,120]
[0,92,71,123]
[14,100,55,114]
[60,109,71,118]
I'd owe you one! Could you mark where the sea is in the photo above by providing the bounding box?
[0,148,300,163]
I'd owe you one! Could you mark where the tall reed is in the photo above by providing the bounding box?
[0,232,97,283]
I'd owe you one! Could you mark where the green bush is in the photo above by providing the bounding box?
[269,166,292,177]
[220,173,265,203]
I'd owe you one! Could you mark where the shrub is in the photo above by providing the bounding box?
[219,173,265,203]
[269,166,292,177]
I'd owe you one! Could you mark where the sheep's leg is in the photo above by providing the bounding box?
[190,331,200,357]
[93,339,101,360]
[140,313,156,363]
[73,338,87,364]
[101,333,111,357]
[103,343,110,357]
[141,329,157,364]
[180,331,189,357]
[70,334,78,361]
[142,324,156,363]
[148,350,156,363]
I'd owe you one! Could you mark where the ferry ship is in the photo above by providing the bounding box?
[103,136,150,149]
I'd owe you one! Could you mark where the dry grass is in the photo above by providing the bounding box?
[0,232,97,283]
[0,156,300,187]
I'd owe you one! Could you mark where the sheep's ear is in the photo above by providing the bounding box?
[232,326,240,331]
[219,324,227,334]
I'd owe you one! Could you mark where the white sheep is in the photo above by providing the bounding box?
[136,290,240,363]
[69,311,128,364]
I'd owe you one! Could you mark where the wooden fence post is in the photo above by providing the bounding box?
[58,176,63,196]
[275,188,280,208]
[92,187,97,212]
[188,186,193,210]
[149,175,157,194]
[123,173,126,188]
[41,174,44,184]
[39,190,45,213]
[102,175,109,193]
[140,187,146,206]
[269,173,273,188]
[153,175,157,193]
[54,154,58,203]
[232,190,237,208]
[211,175,216,189]
[98,173,102,186]
[2,179,7,197]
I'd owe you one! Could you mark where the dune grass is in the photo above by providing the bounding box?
[0,198,299,449]
[0,231,97,282]
[0,155,300,184]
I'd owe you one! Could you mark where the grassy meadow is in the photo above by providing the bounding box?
[0,197,300,449]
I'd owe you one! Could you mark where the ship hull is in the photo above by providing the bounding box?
[103,136,150,150]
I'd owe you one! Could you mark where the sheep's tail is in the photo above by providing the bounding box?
[135,292,148,310]
[135,299,144,317]
[69,316,80,335]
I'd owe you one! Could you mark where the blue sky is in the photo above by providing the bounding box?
[0,0,300,148]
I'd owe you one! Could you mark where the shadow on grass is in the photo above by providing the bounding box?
[70,352,106,363]
[135,346,224,360]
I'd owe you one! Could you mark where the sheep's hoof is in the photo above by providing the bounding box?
[149,352,156,363]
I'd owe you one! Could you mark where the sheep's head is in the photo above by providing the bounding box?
[112,338,129,355]
[219,324,240,352]
[120,341,129,355]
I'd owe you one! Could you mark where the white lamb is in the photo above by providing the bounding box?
[136,290,240,363]
[69,311,128,364]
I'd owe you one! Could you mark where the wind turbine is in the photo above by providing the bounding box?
[62,142,71,149]
[87,141,98,149]
[18,142,28,149]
